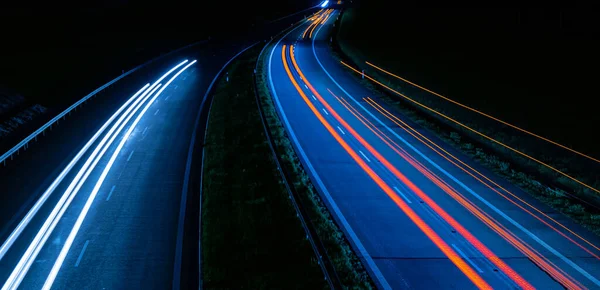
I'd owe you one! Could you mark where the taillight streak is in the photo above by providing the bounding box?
[281,44,492,289]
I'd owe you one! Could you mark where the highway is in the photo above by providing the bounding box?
[267,8,600,289]
[0,40,252,289]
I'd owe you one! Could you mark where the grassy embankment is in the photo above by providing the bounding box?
[202,35,373,287]
[201,45,326,288]
[254,32,373,287]
[333,7,600,234]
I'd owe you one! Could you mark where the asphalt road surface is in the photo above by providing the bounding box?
[267,8,600,289]
[0,6,318,288]
[0,41,252,289]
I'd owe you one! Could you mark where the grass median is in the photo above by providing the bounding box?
[201,44,327,289]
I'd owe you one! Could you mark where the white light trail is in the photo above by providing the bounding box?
[1,60,189,290]
[42,60,197,290]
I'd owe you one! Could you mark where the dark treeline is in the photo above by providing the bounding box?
[0,0,316,107]
[342,0,600,156]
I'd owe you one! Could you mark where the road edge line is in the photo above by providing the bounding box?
[267,12,391,290]
[175,41,259,290]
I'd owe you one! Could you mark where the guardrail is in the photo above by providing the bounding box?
[252,15,342,289]
[0,38,208,166]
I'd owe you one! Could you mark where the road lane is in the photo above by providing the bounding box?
[0,37,258,289]
[268,8,600,289]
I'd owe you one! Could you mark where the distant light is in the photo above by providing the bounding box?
[320,0,329,7]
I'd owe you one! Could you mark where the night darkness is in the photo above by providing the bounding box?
[1,1,315,107]
[2,1,600,288]
[339,0,600,156]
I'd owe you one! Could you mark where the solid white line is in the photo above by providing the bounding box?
[106,185,116,201]
[358,150,371,162]
[322,108,329,115]
[1,83,163,290]
[185,43,258,290]
[452,244,484,273]
[74,240,89,268]
[127,150,134,162]
[154,109,160,115]
[42,61,197,290]
[267,25,391,289]
[0,82,149,261]
[336,126,345,135]
[312,20,600,287]
[392,186,412,204]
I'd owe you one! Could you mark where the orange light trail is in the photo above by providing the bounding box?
[305,9,328,39]
[281,45,492,290]
[334,94,583,289]
[308,9,332,39]
[365,61,600,164]
[290,49,529,288]
[303,10,324,38]
[364,96,600,259]
[340,61,600,195]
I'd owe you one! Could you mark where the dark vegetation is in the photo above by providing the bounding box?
[201,45,327,288]
[333,1,600,233]
[202,16,374,287]
[256,37,373,288]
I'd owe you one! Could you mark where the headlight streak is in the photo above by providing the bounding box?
[0,59,190,265]
[0,84,149,261]
[1,83,162,290]
[1,60,189,290]
[42,60,197,290]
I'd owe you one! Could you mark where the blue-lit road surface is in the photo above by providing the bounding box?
[0,60,198,289]
[268,8,600,289]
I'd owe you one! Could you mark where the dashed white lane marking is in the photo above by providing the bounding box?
[452,243,484,273]
[154,109,160,115]
[393,186,412,204]
[127,150,134,162]
[337,126,345,135]
[74,240,90,267]
[358,150,371,162]
[322,108,329,115]
[106,185,116,201]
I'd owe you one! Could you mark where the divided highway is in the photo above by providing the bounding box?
[267,8,600,289]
